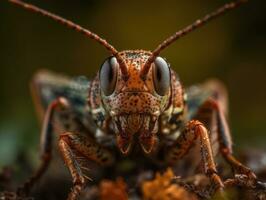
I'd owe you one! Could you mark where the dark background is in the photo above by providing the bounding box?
[0,0,265,169]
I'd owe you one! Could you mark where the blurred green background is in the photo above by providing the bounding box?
[0,0,265,168]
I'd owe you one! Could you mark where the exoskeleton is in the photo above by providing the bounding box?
[7,0,265,199]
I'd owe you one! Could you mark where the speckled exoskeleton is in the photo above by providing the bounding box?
[8,0,265,199]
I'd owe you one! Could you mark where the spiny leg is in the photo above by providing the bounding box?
[17,97,69,196]
[209,99,256,182]
[166,120,224,191]
[58,132,114,200]
[195,80,257,186]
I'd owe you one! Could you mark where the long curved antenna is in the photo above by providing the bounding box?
[9,0,129,78]
[140,0,248,79]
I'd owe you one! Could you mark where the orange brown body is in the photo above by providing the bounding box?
[7,0,266,200]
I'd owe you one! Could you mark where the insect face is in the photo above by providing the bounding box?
[99,50,171,154]
[9,2,261,200]
[8,0,248,155]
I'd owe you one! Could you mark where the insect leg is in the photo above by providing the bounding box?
[166,120,224,190]
[17,97,69,196]
[200,80,256,180]
[207,99,257,181]
[194,80,258,187]
[58,132,114,200]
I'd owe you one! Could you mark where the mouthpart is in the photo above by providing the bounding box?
[113,113,158,154]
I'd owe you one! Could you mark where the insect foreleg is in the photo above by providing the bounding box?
[58,132,114,200]
[195,80,257,184]
[208,99,257,182]
[195,81,256,179]
[165,120,224,191]
[17,97,69,196]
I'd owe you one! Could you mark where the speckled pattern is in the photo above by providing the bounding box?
[88,50,185,154]
[10,1,262,199]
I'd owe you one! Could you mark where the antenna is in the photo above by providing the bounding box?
[9,0,129,78]
[140,0,248,79]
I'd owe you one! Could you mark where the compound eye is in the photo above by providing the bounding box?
[152,57,171,96]
[100,57,118,96]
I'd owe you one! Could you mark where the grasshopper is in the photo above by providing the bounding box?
[8,0,265,199]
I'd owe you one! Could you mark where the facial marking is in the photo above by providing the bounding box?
[100,50,171,154]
